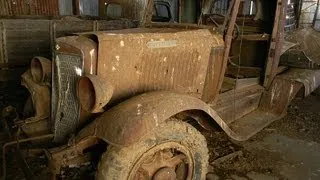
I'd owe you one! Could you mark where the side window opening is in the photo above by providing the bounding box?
[181,0,202,23]
[211,0,230,16]
[210,0,257,19]
[152,2,172,22]
[105,3,122,19]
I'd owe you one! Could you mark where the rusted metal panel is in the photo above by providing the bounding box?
[97,19,139,31]
[94,28,223,103]
[0,0,59,16]
[202,46,224,102]
[277,68,320,96]
[52,54,82,142]
[19,70,51,136]
[51,27,224,142]
[49,137,99,176]
[2,20,51,65]
[54,21,95,38]
[21,70,51,120]
[75,91,240,146]
[260,68,320,116]
[74,89,283,147]
[52,36,99,142]
[260,77,303,115]
[281,28,320,69]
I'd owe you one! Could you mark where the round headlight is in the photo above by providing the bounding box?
[78,77,96,112]
[77,75,114,113]
[30,57,51,83]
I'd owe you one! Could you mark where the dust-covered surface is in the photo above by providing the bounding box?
[285,28,320,65]
[206,87,320,180]
[1,80,320,179]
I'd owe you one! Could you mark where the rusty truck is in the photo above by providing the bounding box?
[2,0,320,179]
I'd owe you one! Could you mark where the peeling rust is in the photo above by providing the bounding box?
[21,70,50,121]
[6,1,320,179]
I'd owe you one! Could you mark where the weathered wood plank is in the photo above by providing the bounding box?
[211,85,263,124]
[237,33,270,41]
[224,77,260,89]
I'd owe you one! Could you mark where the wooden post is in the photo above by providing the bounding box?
[264,0,288,88]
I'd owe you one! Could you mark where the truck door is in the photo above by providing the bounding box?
[180,0,202,23]
[152,0,175,22]
[205,0,278,92]
[152,0,202,23]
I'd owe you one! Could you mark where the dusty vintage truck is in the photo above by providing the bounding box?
[3,0,320,179]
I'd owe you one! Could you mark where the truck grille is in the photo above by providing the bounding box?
[52,54,82,142]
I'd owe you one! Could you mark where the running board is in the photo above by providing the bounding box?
[225,68,320,141]
[276,68,320,97]
[211,85,264,124]
[227,110,281,141]
[213,68,320,141]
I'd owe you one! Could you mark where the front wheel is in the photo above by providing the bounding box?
[97,120,209,180]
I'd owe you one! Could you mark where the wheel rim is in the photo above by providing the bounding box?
[128,142,194,180]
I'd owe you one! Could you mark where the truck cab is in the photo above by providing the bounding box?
[4,0,320,179]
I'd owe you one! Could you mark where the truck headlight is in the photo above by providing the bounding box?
[30,57,51,83]
[77,75,114,113]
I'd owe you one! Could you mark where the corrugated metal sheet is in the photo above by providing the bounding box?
[2,20,51,64]
[80,0,99,17]
[0,19,138,67]
[299,0,318,27]
[0,0,59,16]
[212,0,229,15]
[59,0,73,16]
[99,0,147,21]
[32,0,59,16]
[95,29,222,103]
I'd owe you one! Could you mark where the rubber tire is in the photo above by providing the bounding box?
[97,120,209,180]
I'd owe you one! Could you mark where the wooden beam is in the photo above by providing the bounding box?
[263,0,288,88]
[237,33,270,41]
[224,77,260,89]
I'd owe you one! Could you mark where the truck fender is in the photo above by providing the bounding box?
[76,91,239,147]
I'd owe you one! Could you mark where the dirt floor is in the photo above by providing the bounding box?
[206,88,320,180]
[0,81,319,180]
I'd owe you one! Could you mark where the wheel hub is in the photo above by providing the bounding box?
[129,142,194,180]
[153,168,176,180]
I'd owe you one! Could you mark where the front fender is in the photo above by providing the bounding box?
[76,91,238,146]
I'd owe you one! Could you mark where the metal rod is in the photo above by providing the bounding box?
[2,134,54,180]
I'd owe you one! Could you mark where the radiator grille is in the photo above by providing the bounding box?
[52,54,82,142]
